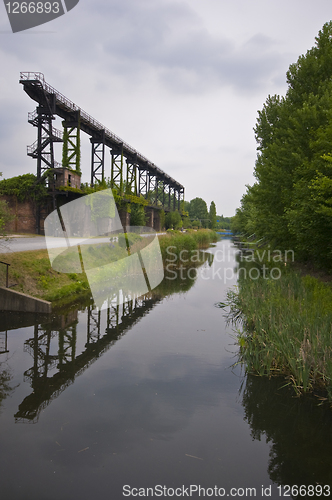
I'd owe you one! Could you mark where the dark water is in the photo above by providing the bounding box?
[0,239,331,499]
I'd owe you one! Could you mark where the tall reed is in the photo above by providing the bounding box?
[224,260,332,400]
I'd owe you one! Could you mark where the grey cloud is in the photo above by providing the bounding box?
[88,1,288,94]
[2,0,287,95]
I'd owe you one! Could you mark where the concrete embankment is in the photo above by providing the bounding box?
[0,286,52,313]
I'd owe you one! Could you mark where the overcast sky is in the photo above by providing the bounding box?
[0,0,331,216]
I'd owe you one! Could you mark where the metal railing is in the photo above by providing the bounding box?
[20,72,183,188]
[0,261,10,288]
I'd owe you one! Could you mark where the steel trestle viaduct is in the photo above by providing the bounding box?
[19,72,184,228]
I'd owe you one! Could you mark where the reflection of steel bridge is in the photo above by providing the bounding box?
[19,72,185,212]
[14,292,161,424]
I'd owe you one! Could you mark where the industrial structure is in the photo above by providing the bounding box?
[19,72,184,232]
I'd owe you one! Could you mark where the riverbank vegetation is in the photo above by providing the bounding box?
[226,22,332,403]
[232,22,332,271]
[159,228,218,264]
[223,244,332,402]
[0,229,217,305]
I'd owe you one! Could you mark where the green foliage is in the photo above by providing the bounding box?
[209,201,217,229]
[191,219,201,228]
[62,124,81,173]
[187,197,209,227]
[165,210,182,230]
[191,228,218,247]
[0,173,48,203]
[158,229,217,266]
[130,204,147,226]
[117,232,143,249]
[224,262,332,399]
[84,189,116,221]
[216,215,232,230]
[0,364,14,414]
[235,21,332,267]
[0,199,13,237]
[181,215,192,229]
[159,209,165,230]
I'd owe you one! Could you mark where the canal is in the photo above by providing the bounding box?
[0,239,331,499]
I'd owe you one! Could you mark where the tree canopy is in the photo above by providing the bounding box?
[233,21,332,269]
[209,201,217,230]
[187,197,209,227]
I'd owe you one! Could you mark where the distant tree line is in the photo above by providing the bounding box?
[231,21,332,269]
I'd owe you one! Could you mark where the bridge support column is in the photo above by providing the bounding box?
[138,167,149,197]
[111,145,124,194]
[62,110,81,173]
[90,130,105,186]
[144,208,161,231]
[153,209,161,232]
[118,208,130,230]
[126,156,138,196]
[145,208,154,229]
[27,98,62,234]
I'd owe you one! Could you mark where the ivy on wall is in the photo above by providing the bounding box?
[0,173,48,203]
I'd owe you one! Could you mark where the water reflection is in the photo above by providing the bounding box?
[0,362,14,414]
[240,374,332,487]
[9,262,205,424]
[14,295,162,423]
[1,240,331,499]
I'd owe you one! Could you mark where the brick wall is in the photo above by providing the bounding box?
[1,195,37,234]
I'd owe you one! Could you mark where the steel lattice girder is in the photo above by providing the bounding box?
[62,110,81,173]
[27,106,63,179]
[126,156,138,195]
[138,167,149,196]
[111,145,124,193]
[90,129,106,185]
[20,73,184,205]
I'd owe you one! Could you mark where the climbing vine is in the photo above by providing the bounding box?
[0,173,48,203]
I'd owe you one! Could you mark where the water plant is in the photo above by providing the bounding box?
[221,259,332,401]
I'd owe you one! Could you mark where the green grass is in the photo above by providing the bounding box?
[222,259,332,401]
[0,229,218,305]
[159,229,218,266]
[0,249,89,303]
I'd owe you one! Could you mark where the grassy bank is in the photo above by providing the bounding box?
[223,253,332,402]
[0,229,218,305]
[0,248,90,303]
[158,229,218,264]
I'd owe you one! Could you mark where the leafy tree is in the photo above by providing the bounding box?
[183,200,191,213]
[159,209,165,230]
[191,219,202,228]
[0,173,48,203]
[182,215,192,229]
[130,203,147,226]
[216,215,232,230]
[188,197,209,227]
[236,21,332,267]
[165,211,182,230]
[209,201,217,230]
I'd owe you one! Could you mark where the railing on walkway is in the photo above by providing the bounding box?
[0,261,10,288]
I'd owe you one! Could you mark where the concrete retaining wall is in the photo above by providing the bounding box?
[0,287,52,313]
